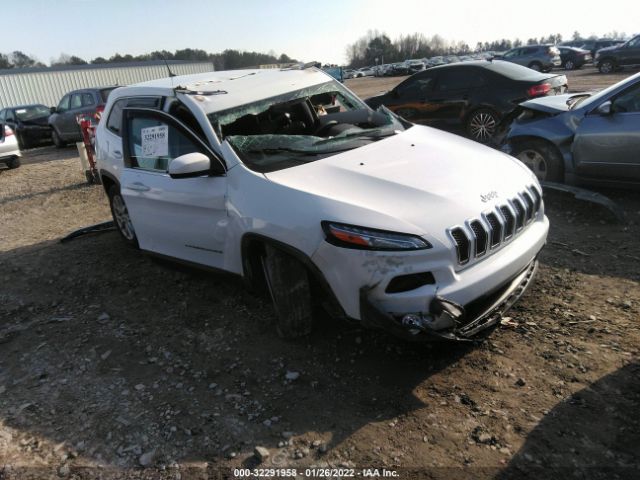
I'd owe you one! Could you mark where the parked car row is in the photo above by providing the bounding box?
[365,60,568,143]
[0,86,117,152]
[345,35,639,79]
[363,57,639,189]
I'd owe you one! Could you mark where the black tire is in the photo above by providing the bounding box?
[6,156,21,169]
[528,61,542,72]
[262,245,313,339]
[51,128,66,148]
[598,58,615,74]
[564,59,575,70]
[465,108,500,143]
[108,185,138,247]
[511,139,563,182]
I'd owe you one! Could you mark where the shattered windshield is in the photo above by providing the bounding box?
[207,81,406,173]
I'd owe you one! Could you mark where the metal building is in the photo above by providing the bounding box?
[0,60,214,109]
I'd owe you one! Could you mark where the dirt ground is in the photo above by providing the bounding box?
[0,67,639,479]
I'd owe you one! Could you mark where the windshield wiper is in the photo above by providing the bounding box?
[248,146,355,156]
[313,129,398,145]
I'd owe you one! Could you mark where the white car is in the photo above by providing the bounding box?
[96,67,548,341]
[0,125,21,169]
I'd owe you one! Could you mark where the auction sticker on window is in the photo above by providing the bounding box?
[141,125,168,157]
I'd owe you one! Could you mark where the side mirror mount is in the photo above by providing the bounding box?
[168,152,211,179]
[50,107,56,114]
[596,100,612,116]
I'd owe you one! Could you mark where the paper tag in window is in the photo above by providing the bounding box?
[141,125,168,157]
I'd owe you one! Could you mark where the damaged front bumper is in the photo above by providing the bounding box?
[360,258,539,342]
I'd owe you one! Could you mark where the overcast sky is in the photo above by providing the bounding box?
[5,0,639,65]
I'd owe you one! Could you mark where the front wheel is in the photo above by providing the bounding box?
[262,245,313,339]
[466,109,499,143]
[512,139,563,182]
[598,59,615,74]
[564,60,575,70]
[51,128,66,148]
[108,185,138,247]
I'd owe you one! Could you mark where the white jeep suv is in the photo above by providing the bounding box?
[96,66,548,341]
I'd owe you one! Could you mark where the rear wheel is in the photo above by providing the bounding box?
[51,128,66,148]
[512,139,563,182]
[108,185,138,247]
[262,245,313,339]
[598,58,615,74]
[528,61,542,72]
[564,59,575,70]
[466,108,499,143]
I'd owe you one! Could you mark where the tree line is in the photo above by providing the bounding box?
[346,29,629,68]
[0,48,297,71]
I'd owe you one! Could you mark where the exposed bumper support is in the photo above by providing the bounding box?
[360,258,539,342]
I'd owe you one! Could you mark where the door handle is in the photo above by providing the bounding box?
[125,182,150,192]
[113,150,122,159]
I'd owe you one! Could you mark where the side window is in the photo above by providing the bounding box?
[58,95,70,113]
[612,83,640,114]
[82,93,95,107]
[126,114,206,172]
[0,110,5,121]
[628,37,640,48]
[70,94,83,109]
[107,97,162,136]
[5,110,15,122]
[504,49,519,58]
[435,70,470,91]
[397,74,433,97]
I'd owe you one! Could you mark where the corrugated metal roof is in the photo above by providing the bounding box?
[0,61,214,109]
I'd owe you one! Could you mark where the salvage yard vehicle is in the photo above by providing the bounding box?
[364,60,567,143]
[0,104,52,149]
[96,67,548,341]
[557,46,592,70]
[504,72,640,186]
[595,34,640,73]
[495,45,561,72]
[0,124,21,169]
[49,86,117,147]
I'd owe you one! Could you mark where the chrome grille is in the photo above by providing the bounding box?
[448,185,543,265]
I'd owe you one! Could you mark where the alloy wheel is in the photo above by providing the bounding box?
[469,112,497,142]
[565,60,574,70]
[600,61,613,74]
[112,194,135,240]
[517,149,548,180]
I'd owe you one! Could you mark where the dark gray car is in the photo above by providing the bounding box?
[49,87,116,147]
[495,45,561,72]
[503,72,640,188]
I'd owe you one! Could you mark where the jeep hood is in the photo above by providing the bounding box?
[264,125,537,232]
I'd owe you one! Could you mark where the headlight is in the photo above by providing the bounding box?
[322,221,432,251]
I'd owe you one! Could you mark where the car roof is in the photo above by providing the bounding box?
[7,104,49,110]
[112,67,333,114]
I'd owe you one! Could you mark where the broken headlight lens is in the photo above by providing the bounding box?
[322,221,431,251]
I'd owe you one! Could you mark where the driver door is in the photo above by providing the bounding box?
[120,108,229,267]
[390,72,436,123]
[573,81,640,181]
